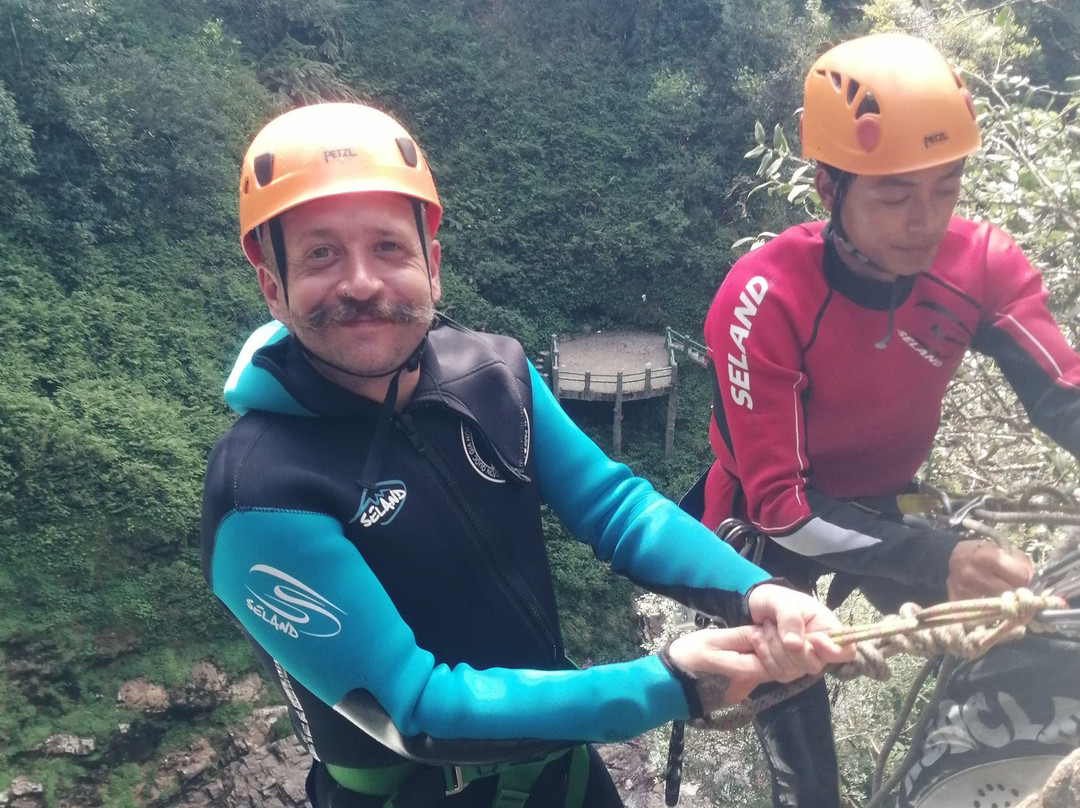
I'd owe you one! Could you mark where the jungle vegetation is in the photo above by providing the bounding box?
[0,0,1077,804]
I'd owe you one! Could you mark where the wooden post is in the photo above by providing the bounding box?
[613,372,624,456]
[665,363,678,462]
[644,363,652,392]
[584,371,592,395]
[550,334,560,395]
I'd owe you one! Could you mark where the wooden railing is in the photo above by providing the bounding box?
[665,328,708,368]
[545,330,688,459]
[549,334,676,395]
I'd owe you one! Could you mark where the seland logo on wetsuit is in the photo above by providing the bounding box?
[349,481,408,527]
[245,564,346,639]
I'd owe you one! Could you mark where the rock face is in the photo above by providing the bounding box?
[36,734,95,756]
[598,740,715,808]
[172,707,308,808]
[1018,748,1080,808]
[1,654,714,808]
[0,778,45,808]
[172,724,709,808]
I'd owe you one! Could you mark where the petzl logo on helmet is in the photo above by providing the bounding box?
[245,564,345,639]
[350,481,407,527]
[923,131,949,148]
[324,147,358,162]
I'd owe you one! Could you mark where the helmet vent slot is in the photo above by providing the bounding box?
[396,137,419,167]
[855,91,879,119]
[253,153,275,187]
[846,79,860,105]
[829,71,842,89]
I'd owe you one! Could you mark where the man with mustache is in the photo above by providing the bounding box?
[696,33,1080,808]
[201,102,853,808]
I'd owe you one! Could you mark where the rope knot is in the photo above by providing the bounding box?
[1000,587,1040,622]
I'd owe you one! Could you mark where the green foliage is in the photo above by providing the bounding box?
[102,763,145,808]
[0,80,34,177]
[544,510,642,665]
[11,0,1070,803]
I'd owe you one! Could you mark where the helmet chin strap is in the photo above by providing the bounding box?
[827,171,895,277]
[296,329,429,381]
[266,196,436,382]
[827,173,900,349]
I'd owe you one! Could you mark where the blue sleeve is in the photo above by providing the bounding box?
[529,362,770,600]
[210,508,690,748]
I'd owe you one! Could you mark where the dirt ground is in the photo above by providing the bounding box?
[555,330,671,376]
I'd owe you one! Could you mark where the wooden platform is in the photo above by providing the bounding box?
[552,331,674,401]
[539,328,706,460]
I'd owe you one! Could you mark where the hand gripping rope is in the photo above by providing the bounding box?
[663,548,1080,806]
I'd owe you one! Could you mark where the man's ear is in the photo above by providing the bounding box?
[428,239,442,304]
[814,166,838,214]
[256,264,288,323]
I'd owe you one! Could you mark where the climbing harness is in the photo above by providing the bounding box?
[325,743,590,808]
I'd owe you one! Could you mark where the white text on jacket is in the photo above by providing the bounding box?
[728,276,768,409]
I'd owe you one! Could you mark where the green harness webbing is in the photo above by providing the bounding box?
[325,744,589,808]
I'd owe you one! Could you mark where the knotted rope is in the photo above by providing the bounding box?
[693,588,1066,732]
[663,516,1080,806]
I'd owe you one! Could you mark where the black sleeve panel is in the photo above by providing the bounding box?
[973,325,1080,459]
[768,487,960,592]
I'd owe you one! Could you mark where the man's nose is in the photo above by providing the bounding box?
[905,194,932,235]
[339,252,382,299]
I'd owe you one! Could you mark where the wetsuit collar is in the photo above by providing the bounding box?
[822,228,917,311]
[249,315,532,482]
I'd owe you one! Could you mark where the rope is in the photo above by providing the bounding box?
[868,655,941,795]
[662,507,1080,805]
[863,656,957,808]
[693,589,1067,732]
[971,509,1080,527]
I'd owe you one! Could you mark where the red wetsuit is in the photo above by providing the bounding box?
[704,218,1080,594]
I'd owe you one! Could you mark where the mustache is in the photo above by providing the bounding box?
[301,297,434,331]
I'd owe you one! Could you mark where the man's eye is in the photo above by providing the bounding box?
[375,241,401,253]
[880,197,908,206]
[309,246,334,260]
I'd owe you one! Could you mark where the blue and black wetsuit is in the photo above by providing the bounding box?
[201,315,770,806]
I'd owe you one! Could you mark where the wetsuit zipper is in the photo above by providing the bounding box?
[396,412,561,664]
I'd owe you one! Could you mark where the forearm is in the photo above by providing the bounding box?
[209,509,694,754]
[529,363,769,602]
[769,488,960,591]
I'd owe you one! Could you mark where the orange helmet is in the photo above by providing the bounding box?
[239,103,442,267]
[800,33,980,175]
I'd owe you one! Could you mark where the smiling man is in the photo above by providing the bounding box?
[697,33,1080,808]
[201,102,854,808]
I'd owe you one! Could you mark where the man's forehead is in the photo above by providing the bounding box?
[868,160,965,188]
[282,191,418,231]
